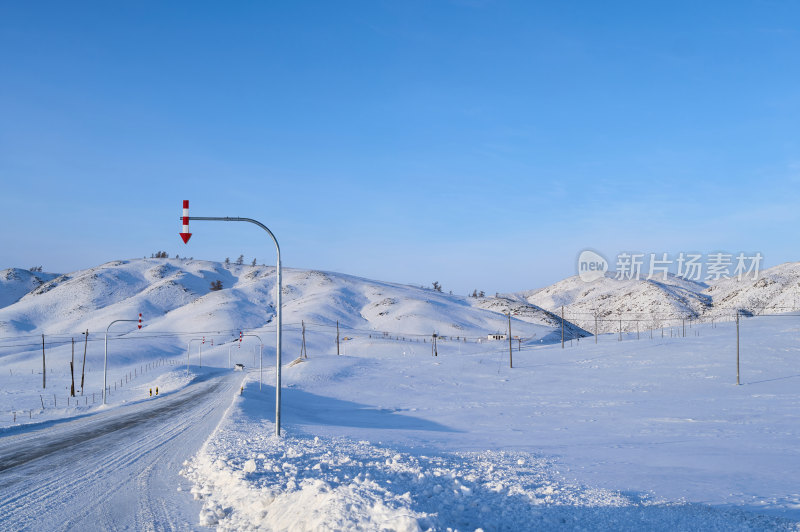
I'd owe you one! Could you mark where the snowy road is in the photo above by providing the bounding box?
[0,369,244,531]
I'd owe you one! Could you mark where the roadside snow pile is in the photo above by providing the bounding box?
[183,383,798,531]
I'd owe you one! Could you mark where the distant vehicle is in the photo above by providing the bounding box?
[234,363,245,371]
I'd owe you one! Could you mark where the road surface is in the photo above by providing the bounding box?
[0,369,244,531]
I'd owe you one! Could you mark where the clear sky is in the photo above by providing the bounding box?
[1,1,799,294]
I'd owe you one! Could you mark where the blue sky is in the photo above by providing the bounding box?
[1,1,799,294]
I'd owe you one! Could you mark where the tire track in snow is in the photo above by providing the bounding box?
[0,370,243,531]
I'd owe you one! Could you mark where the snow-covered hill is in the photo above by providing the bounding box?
[0,258,567,345]
[517,272,711,333]
[704,262,800,317]
[515,262,800,333]
[3,258,799,343]
[0,268,59,309]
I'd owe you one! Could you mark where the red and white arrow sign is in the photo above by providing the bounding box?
[180,200,192,244]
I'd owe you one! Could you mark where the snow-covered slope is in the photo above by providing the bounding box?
[0,268,59,309]
[474,296,589,338]
[0,258,565,344]
[518,272,711,333]
[704,262,800,317]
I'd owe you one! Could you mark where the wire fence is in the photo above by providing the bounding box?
[3,308,799,425]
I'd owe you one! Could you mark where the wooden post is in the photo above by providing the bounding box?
[42,334,46,389]
[736,311,740,385]
[81,330,88,395]
[301,320,307,359]
[637,321,640,340]
[594,313,598,344]
[561,306,564,349]
[507,312,513,368]
[336,320,340,355]
[70,338,75,397]
[618,319,622,342]
[682,318,686,337]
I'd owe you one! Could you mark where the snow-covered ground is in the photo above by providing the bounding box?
[2,258,800,530]
[181,315,800,530]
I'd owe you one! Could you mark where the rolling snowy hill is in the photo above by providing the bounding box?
[704,262,800,317]
[514,263,800,333]
[0,258,569,345]
[0,268,59,309]
[517,272,712,333]
[4,259,800,341]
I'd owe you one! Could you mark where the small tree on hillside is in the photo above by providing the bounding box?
[432,281,442,292]
[224,257,230,266]
[251,258,257,266]
[236,254,244,265]
[210,280,223,291]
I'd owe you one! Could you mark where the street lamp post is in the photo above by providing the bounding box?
[179,203,283,436]
[187,338,204,375]
[104,314,141,405]
[242,334,264,389]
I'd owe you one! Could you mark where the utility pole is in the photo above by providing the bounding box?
[70,338,75,397]
[594,313,598,344]
[507,312,513,368]
[300,320,307,358]
[618,319,622,342]
[80,330,88,395]
[336,320,340,355]
[42,334,46,389]
[736,310,740,385]
[682,318,686,338]
[561,306,565,349]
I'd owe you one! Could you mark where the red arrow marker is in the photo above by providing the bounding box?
[180,200,192,243]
